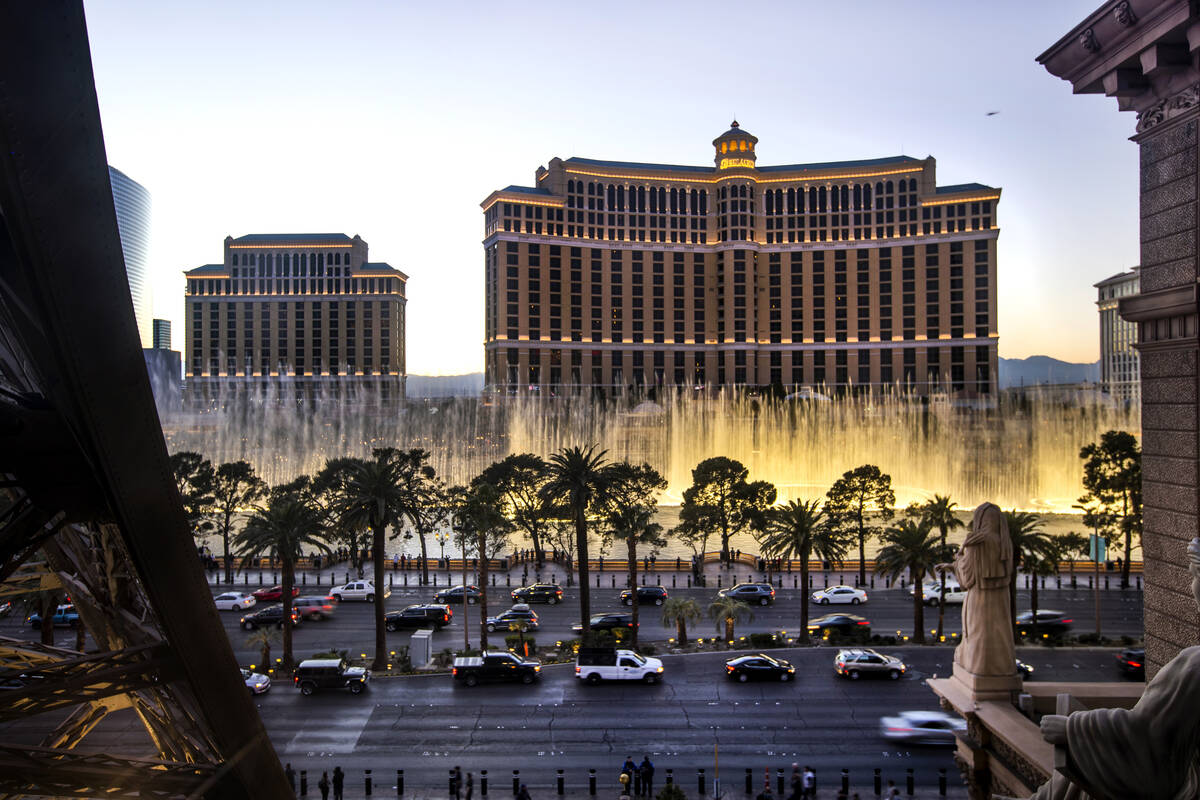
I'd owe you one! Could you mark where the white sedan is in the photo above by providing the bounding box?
[879,710,965,745]
[810,585,868,605]
[213,592,256,611]
[241,668,271,695]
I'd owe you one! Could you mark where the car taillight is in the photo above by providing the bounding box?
[574,667,580,674]
[725,665,734,672]
[452,668,457,676]
[1127,660,1142,667]
[1061,619,1073,624]
[856,621,869,626]
[293,676,299,684]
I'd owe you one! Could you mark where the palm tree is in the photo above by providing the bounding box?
[334,449,419,670]
[661,597,700,644]
[875,517,945,644]
[245,626,280,671]
[916,495,964,643]
[605,504,666,647]
[1024,536,1062,640]
[1004,510,1052,642]
[234,491,329,669]
[756,499,847,637]
[1057,531,1091,587]
[542,445,612,643]
[708,596,753,644]
[506,619,533,658]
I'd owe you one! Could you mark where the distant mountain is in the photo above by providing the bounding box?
[999,356,1100,388]
[406,372,484,398]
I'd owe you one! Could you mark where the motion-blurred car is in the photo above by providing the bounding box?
[293,595,336,620]
[571,612,636,633]
[331,580,388,602]
[486,604,539,632]
[386,604,452,631]
[240,604,300,630]
[434,585,482,605]
[213,592,256,611]
[251,585,298,602]
[620,586,668,606]
[242,668,271,695]
[1115,648,1145,678]
[834,648,905,680]
[724,653,796,682]
[27,604,79,629]
[716,583,775,606]
[811,585,868,605]
[0,601,12,617]
[1016,658,1035,678]
[807,613,870,637]
[510,584,563,604]
[879,710,965,745]
[1014,610,1072,637]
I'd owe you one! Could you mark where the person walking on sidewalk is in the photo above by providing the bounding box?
[638,756,655,797]
[317,772,330,800]
[802,765,816,799]
[516,783,531,800]
[332,766,344,800]
[465,771,474,800]
[451,766,463,800]
[284,763,295,794]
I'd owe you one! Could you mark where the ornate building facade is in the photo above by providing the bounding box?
[482,124,1000,395]
[1096,267,1141,404]
[183,233,407,401]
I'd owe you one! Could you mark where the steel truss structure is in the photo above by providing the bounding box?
[0,4,290,797]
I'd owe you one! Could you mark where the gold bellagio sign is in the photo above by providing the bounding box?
[718,157,755,170]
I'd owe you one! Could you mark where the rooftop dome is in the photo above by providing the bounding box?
[713,120,758,167]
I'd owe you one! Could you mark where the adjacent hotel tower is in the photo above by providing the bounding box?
[184,233,407,401]
[482,123,1000,394]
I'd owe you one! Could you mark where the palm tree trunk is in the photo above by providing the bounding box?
[1121,523,1132,589]
[419,528,430,586]
[531,525,544,569]
[575,505,591,642]
[223,514,234,585]
[1031,575,1040,639]
[677,618,687,643]
[858,524,866,587]
[282,558,295,669]
[372,523,387,670]
[936,526,947,644]
[799,547,810,640]
[724,617,734,643]
[628,537,639,647]
[478,527,490,650]
[75,615,86,652]
[912,567,925,644]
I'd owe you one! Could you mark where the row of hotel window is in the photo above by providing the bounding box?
[189,356,399,377]
[186,277,403,296]
[228,249,353,276]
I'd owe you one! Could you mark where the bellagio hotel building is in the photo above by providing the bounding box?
[184,233,407,401]
[481,123,999,395]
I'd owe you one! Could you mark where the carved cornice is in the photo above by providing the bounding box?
[1136,81,1200,131]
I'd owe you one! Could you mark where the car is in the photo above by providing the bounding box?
[293,658,370,695]
[811,585,868,605]
[486,604,539,632]
[575,647,665,684]
[1115,648,1145,678]
[717,583,776,606]
[386,604,452,631]
[807,613,871,637]
[434,585,482,605]
[0,601,12,617]
[1016,658,1035,678]
[510,584,563,604]
[331,580,388,602]
[834,648,906,680]
[27,604,79,629]
[452,652,541,686]
[213,592,257,611]
[911,578,966,606]
[293,595,336,620]
[1014,610,1073,637]
[239,604,301,630]
[724,653,796,682]
[571,612,637,633]
[242,668,271,695]
[879,710,966,745]
[620,586,668,606]
[251,585,298,602]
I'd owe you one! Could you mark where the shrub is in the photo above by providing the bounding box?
[557,639,580,660]
[392,645,412,672]
[749,632,777,648]
[656,782,687,800]
[506,634,537,657]
[433,648,455,669]
[639,643,658,656]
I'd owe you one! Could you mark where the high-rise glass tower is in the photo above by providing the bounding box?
[109,166,152,348]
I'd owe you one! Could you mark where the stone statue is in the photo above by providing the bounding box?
[952,502,1015,680]
[1019,537,1200,800]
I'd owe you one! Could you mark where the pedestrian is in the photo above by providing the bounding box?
[318,772,330,800]
[284,763,295,794]
[451,766,462,800]
[517,783,532,800]
[802,765,816,799]
[639,755,655,797]
[465,771,474,800]
[332,766,344,800]
[886,780,899,798]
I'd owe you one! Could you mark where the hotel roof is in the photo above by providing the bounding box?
[563,154,924,175]
[228,233,357,245]
[934,182,997,195]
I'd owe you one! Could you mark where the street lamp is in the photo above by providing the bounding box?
[435,530,450,564]
[1073,501,1103,637]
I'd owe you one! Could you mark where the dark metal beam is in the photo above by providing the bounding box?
[0,744,215,799]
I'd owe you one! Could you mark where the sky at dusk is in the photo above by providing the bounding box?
[84,0,1135,376]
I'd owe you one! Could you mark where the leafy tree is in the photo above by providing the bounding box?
[911,495,964,643]
[678,457,776,562]
[708,596,753,643]
[661,597,701,644]
[602,462,667,647]
[333,448,423,670]
[1057,531,1092,585]
[398,452,445,586]
[826,465,895,586]
[756,499,847,636]
[210,460,267,585]
[245,626,280,672]
[312,458,370,577]
[671,515,711,561]
[1079,431,1142,588]
[543,519,577,576]
[542,445,613,642]
[1024,534,1063,640]
[457,481,513,650]
[874,517,946,644]
[234,490,330,669]
[477,453,555,567]
[169,451,215,540]
[1003,510,1052,641]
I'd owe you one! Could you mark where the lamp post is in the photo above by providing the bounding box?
[435,530,450,564]
[1073,502,1103,637]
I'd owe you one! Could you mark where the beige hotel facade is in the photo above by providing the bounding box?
[184,233,407,401]
[482,123,1000,394]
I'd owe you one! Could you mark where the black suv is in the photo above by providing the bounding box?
[620,586,668,606]
[486,605,539,632]
[572,612,636,633]
[293,658,370,695]
[385,604,452,631]
[510,583,563,604]
[1014,610,1073,638]
[433,585,482,605]
[717,583,775,605]
[240,604,300,630]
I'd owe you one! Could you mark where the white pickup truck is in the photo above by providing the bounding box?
[331,580,390,602]
[575,647,664,685]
